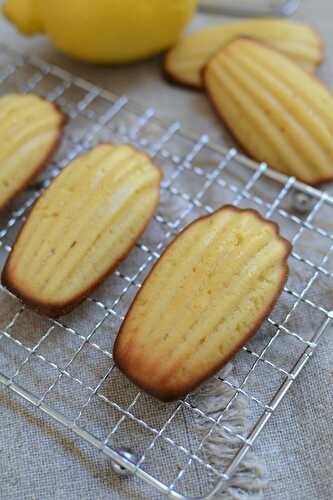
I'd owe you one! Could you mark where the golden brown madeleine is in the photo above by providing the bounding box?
[2,144,162,317]
[203,38,333,186]
[0,93,66,209]
[165,19,323,89]
[114,206,291,402]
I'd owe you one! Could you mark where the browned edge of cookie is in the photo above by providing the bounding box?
[1,144,163,318]
[162,50,202,91]
[113,204,292,402]
[310,23,325,66]
[163,22,324,91]
[201,37,333,187]
[0,100,68,210]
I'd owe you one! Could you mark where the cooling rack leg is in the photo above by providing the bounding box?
[110,448,138,477]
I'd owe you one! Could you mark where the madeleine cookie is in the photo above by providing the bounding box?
[114,206,291,401]
[164,19,323,89]
[2,144,162,317]
[0,93,66,209]
[203,38,333,186]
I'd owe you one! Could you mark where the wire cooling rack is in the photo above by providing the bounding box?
[0,44,333,499]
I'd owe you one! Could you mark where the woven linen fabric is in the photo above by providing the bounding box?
[0,0,333,499]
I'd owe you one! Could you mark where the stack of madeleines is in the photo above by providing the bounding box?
[1,17,332,401]
[165,18,333,186]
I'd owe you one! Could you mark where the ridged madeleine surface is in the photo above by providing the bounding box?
[0,93,65,209]
[114,206,291,401]
[203,38,333,186]
[165,19,323,89]
[2,144,161,317]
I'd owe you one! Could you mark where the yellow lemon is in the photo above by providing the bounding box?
[3,0,198,63]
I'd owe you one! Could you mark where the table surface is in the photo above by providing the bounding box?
[0,1,333,499]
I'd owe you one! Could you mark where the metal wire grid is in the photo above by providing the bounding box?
[0,44,332,499]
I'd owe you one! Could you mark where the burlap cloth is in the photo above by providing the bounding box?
[0,1,333,498]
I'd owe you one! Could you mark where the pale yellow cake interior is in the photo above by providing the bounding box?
[0,93,63,208]
[116,208,289,394]
[204,39,333,185]
[165,19,322,88]
[6,144,161,306]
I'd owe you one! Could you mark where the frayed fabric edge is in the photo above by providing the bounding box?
[191,364,268,499]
